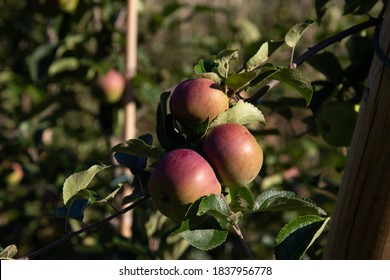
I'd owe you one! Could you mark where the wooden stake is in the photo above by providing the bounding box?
[120,0,138,239]
[324,3,390,259]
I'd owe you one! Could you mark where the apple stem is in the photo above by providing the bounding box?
[220,194,254,260]
[232,223,254,260]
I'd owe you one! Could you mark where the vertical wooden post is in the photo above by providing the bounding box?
[324,3,390,259]
[120,0,138,238]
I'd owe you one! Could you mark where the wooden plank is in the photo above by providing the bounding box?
[324,3,390,259]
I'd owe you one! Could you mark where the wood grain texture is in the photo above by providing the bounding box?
[324,3,390,259]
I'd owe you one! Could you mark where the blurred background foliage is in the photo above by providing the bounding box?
[0,0,385,259]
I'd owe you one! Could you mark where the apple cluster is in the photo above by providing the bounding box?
[148,78,264,221]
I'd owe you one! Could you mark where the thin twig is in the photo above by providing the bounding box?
[247,17,383,104]
[232,223,254,260]
[220,194,254,260]
[22,195,151,259]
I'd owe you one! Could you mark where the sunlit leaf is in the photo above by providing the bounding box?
[197,194,230,222]
[253,190,327,216]
[48,57,79,76]
[63,164,110,206]
[229,186,255,212]
[97,185,122,204]
[275,215,330,259]
[0,244,18,259]
[245,41,284,71]
[215,49,239,78]
[285,19,315,48]
[210,100,266,127]
[196,72,221,84]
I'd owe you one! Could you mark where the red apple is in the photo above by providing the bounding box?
[148,149,222,221]
[201,123,263,188]
[169,78,229,128]
[97,69,126,104]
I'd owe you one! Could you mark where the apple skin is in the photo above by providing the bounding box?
[148,149,222,221]
[201,123,263,188]
[169,78,229,128]
[97,70,126,104]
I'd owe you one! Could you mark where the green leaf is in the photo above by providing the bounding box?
[113,134,156,174]
[156,91,186,151]
[229,186,255,212]
[48,57,79,76]
[194,58,217,74]
[27,43,57,82]
[245,41,284,71]
[343,0,379,15]
[97,185,122,204]
[197,194,230,222]
[174,225,228,251]
[194,59,206,74]
[187,117,209,143]
[285,19,315,48]
[64,198,89,221]
[249,68,281,88]
[272,67,313,106]
[274,215,330,259]
[253,190,327,216]
[197,72,221,84]
[123,171,151,204]
[215,49,239,78]
[63,165,110,206]
[156,91,171,150]
[225,65,278,92]
[0,244,18,259]
[172,196,229,250]
[112,138,165,160]
[210,100,266,127]
[307,52,344,83]
[315,0,331,23]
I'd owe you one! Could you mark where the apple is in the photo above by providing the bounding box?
[201,123,263,188]
[169,78,229,128]
[316,100,358,147]
[59,0,79,14]
[148,149,222,221]
[97,69,126,104]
